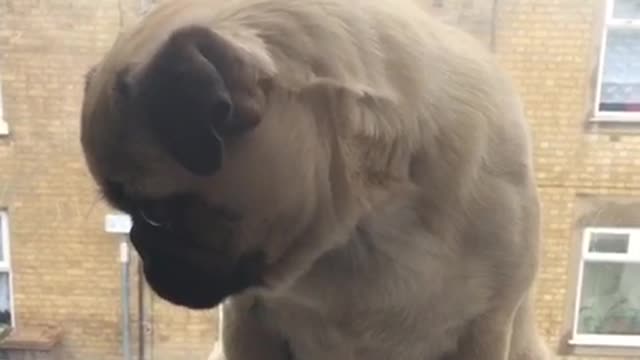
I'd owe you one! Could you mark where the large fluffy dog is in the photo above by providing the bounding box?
[80,0,550,359]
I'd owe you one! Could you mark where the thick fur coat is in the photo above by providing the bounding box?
[80,0,550,359]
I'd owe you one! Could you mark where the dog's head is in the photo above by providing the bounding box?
[81,10,367,309]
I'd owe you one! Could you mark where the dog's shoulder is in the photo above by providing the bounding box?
[201,0,531,190]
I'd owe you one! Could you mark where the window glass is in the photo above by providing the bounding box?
[0,217,3,262]
[612,0,640,20]
[599,28,640,112]
[577,262,640,336]
[0,273,10,326]
[589,232,630,254]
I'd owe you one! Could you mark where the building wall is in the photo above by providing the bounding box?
[495,0,640,359]
[0,1,217,359]
[0,0,638,359]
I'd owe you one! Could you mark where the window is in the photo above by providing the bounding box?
[571,227,640,347]
[593,0,640,121]
[0,212,13,328]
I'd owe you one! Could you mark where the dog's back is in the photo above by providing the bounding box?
[183,1,546,359]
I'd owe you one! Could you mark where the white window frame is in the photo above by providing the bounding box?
[0,211,14,327]
[592,0,640,122]
[570,226,640,347]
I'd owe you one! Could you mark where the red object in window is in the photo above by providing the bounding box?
[625,103,640,112]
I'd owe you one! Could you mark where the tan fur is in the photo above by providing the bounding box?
[80,0,550,359]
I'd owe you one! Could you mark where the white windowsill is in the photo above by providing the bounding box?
[0,121,8,136]
[590,110,640,124]
[590,116,640,124]
[569,336,640,348]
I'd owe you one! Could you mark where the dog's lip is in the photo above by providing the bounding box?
[129,219,235,275]
[140,242,267,309]
[141,255,226,309]
[130,225,211,261]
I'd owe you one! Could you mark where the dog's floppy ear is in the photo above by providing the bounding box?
[128,25,264,176]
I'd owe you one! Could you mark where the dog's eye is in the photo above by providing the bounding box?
[138,200,172,228]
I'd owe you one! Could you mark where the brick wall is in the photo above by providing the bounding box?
[1,0,638,359]
[495,0,640,359]
[0,1,217,359]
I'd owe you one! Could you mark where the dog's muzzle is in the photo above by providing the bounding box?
[129,209,265,309]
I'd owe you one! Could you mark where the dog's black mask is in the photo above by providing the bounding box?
[85,24,269,309]
[106,183,264,309]
[131,217,264,309]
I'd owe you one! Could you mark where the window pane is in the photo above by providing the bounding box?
[0,216,4,262]
[599,28,640,112]
[589,232,630,254]
[613,0,640,20]
[577,262,640,335]
[0,273,11,326]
